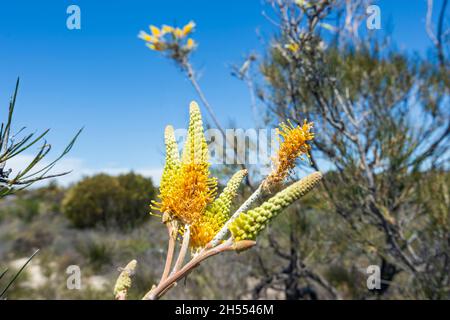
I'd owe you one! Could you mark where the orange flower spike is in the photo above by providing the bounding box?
[265,119,314,187]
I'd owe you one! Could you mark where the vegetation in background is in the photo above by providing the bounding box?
[254,0,449,299]
[0,0,448,300]
[62,173,156,230]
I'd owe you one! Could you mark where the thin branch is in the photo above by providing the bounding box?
[143,239,255,300]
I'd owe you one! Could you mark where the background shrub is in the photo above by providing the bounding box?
[62,172,156,230]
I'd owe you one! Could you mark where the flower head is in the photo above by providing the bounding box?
[139,21,197,57]
[264,119,314,188]
[152,102,216,226]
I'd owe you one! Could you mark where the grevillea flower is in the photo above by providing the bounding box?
[138,21,196,53]
[264,119,314,188]
[190,169,247,248]
[229,171,322,241]
[152,102,216,226]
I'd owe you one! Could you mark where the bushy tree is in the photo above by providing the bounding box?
[252,0,449,299]
[62,173,156,230]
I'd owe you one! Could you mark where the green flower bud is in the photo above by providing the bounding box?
[160,125,180,192]
[114,260,137,299]
[182,101,208,164]
[204,169,247,226]
[229,171,322,241]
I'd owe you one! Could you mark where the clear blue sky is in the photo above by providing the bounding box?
[0,0,443,185]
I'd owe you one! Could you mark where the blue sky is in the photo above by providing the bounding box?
[0,0,444,185]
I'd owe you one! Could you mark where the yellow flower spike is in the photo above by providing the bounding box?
[264,119,314,188]
[190,169,247,249]
[186,38,195,50]
[182,21,196,37]
[149,25,161,37]
[230,171,323,241]
[153,102,216,226]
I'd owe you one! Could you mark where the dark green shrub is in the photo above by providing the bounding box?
[115,172,157,228]
[62,173,156,229]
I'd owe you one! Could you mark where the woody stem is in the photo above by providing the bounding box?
[143,239,234,300]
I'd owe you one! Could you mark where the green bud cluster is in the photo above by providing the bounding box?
[204,169,247,226]
[229,171,322,241]
[114,260,137,298]
[182,102,208,164]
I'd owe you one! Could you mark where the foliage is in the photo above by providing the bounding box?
[62,173,156,230]
[254,0,449,299]
[0,79,82,198]
[0,79,81,299]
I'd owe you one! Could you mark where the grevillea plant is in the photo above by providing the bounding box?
[114,101,321,300]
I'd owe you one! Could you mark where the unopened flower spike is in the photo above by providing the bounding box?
[114,260,137,300]
[150,125,180,215]
[182,101,209,165]
[229,171,322,241]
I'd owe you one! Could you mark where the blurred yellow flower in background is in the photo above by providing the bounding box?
[286,42,300,53]
[139,21,197,57]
